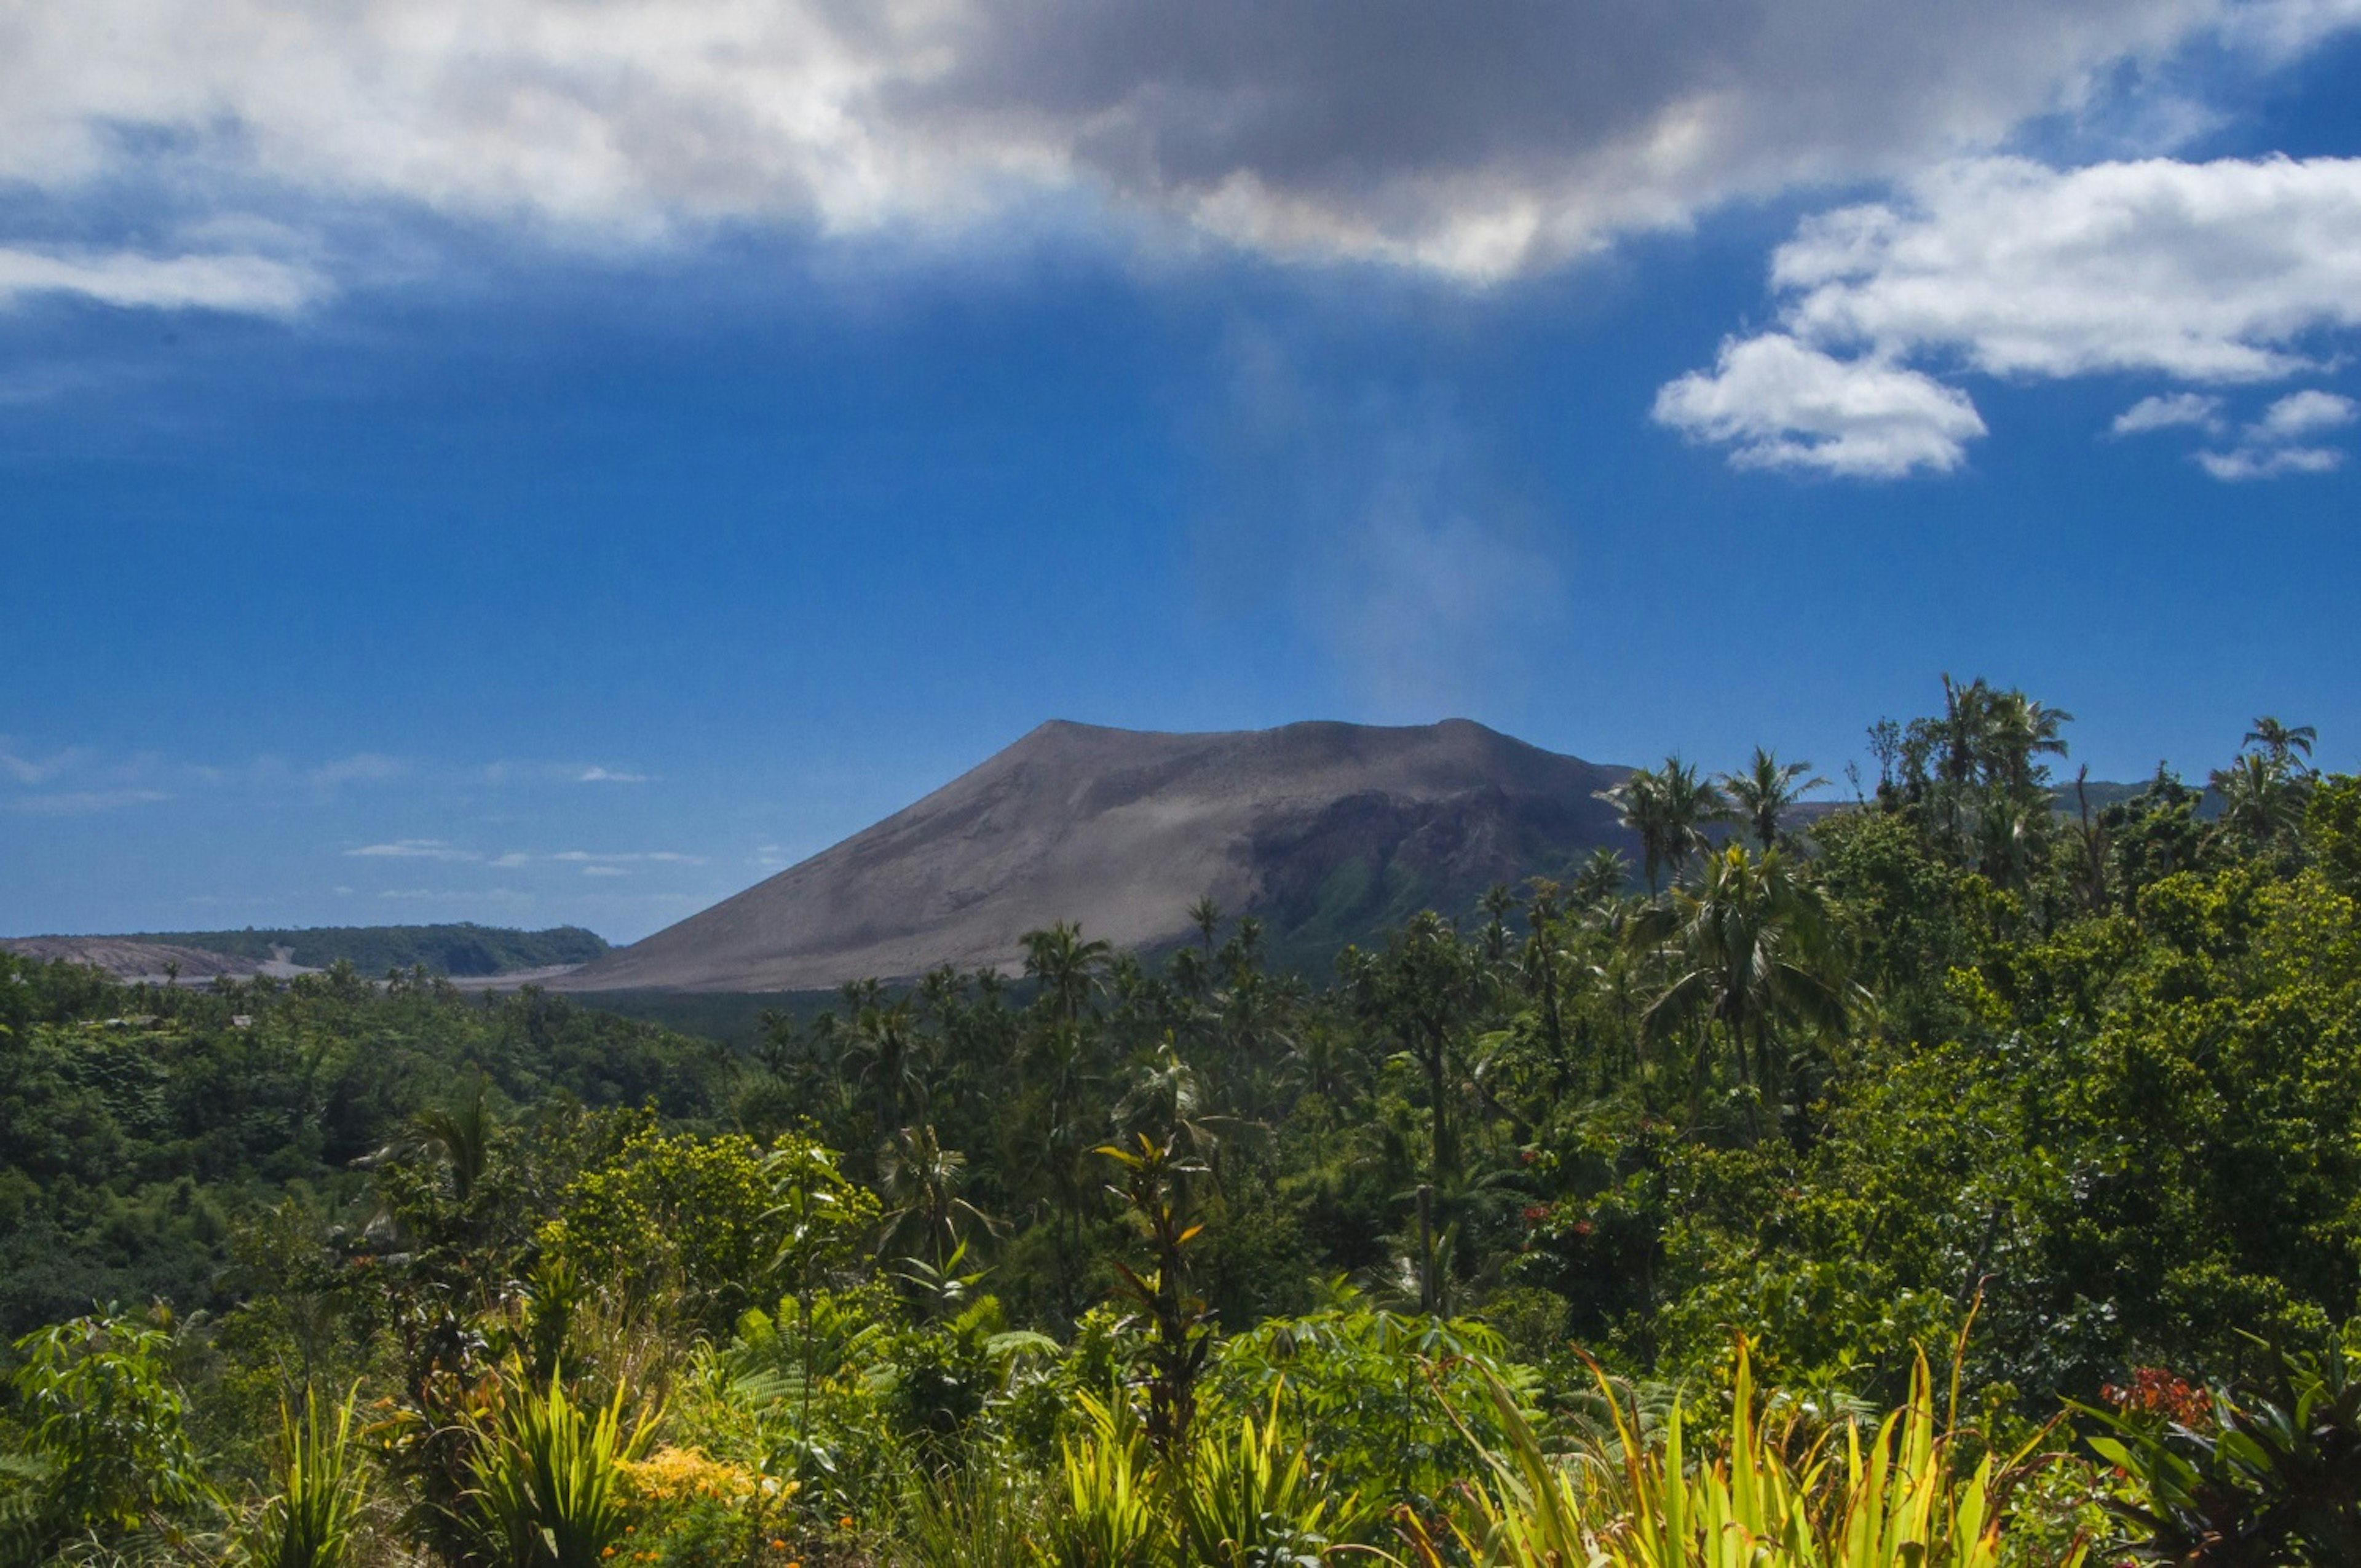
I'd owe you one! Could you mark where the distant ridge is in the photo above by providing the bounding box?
[558,718,1635,994]
[0,924,609,983]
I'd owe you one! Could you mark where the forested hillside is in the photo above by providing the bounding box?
[124,925,611,976]
[6,683,2361,1565]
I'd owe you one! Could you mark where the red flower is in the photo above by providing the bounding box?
[2103,1368,2210,1427]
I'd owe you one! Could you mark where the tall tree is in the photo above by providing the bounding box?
[1022,921,1112,1027]
[1627,844,1860,1134]
[2209,751,2307,850]
[842,998,928,1136]
[1187,896,1223,956]
[1570,845,1631,908]
[876,1124,994,1272]
[1598,758,1730,893]
[2245,716,2318,777]
[1350,912,1479,1185]
[1719,746,1830,850]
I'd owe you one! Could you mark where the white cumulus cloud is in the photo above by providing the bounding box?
[2111,392,2224,435]
[1663,153,2361,475]
[2252,388,2357,438]
[0,0,2344,283]
[1652,335,1987,477]
[2195,389,2357,478]
[1772,156,2361,381]
[2196,445,2343,479]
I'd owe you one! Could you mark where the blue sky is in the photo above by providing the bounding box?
[6,1,2361,941]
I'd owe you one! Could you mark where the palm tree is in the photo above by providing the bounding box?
[1598,759,1729,892]
[1351,911,1478,1184]
[1980,688,2073,793]
[1627,844,1861,1133]
[1477,882,1517,964]
[1023,1018,1101,1302]
[2245,716,2318,776]
[377,1075,498,1202]
[1115,1034,1258,1181]
[1656,757,1734,881]
[876,1124,996,1272]
[1286,1016,1366,1113]
[1022,921,1111,1026]
[1187,896,1223,956]
[2209,751,2306,848]
[1569,845,1631,908]
[1718,747,1830,850]
[1599,766,1669,893]
[842,999,929,1134]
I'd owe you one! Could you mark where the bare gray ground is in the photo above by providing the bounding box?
[554,717,1631,995]
[0,937,312,983]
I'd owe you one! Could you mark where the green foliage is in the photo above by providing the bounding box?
[1423,1342,2064,1568]
[9,682,2361,1568]
[466,1374,656,1568]
[1176,1398,1339,1567]
[1038,1395,1162,1568]
[2083,1328,2361,1565]
[119,924,610,977]
[1208,1299,1529,1518]
[5,1310,212,1553]
[885,1454,1043,1568]
[2306,774,2361,899]
[0,969,727,1337]
[238,1385,368,1568]
[541,1130,863,1333]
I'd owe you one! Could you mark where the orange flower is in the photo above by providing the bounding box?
[838,1516,853,1531]
[601,1551,615,1560]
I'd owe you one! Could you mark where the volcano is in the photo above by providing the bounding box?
[557,718,1635,992]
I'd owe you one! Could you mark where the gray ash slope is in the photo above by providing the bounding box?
[559,718,1635,994]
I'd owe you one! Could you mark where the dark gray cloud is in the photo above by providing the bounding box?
[1,0,2338,289]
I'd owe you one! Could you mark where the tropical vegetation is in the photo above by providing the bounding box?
[5,678,2360,1564]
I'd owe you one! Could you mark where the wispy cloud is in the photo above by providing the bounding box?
[0,245,326,315]
[2196,444,2345,480]
[578,766,652,783]
[309,753,408,787]
[6,788,171,815]
[377,887,534,901]
[2196,389,2357,480]
[0,743,92,785]
[550,850,704,864]
[1199,330,1564,714]
[2252,389,2358,440]
[2111,392,2225,436]
[344,839,479,861]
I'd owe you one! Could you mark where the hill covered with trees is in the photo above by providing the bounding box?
[1,925,611,981]
[4,681,2360,1566]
